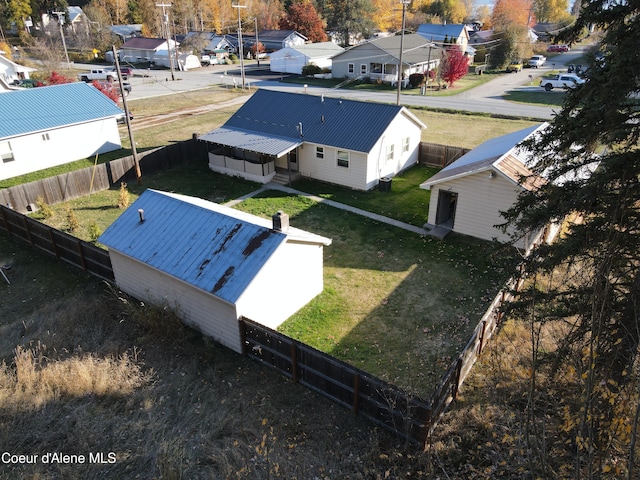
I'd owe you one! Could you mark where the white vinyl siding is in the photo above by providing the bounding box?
[109,251,243,352]
[427,172,524,248]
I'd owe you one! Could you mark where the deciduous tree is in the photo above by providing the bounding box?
[279,0,328,42]
[326,0,375,46]
[439,45,468,87]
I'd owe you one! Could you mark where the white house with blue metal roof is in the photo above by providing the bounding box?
[199,89,426,191]
[0,82,124,181]
[98,189,332,353]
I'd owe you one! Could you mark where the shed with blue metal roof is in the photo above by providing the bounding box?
[98,189,332,353]
[0,82,124,181]
[198,89,426,190]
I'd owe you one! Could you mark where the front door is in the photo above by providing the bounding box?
[288,149,298,171]
[435,190,458,227]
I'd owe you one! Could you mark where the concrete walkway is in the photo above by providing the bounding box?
[224,182,431,236]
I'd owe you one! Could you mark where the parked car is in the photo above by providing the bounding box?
[119,67,133,79]
[540,73,585,91]
[527,55,547,68]
[505,60,523,73]
[547,44,570,53]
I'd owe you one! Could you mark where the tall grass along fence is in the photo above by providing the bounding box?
[0,204,113,282]
[419,142,470,169]
[0,139,206,214]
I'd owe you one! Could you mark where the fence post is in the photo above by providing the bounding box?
[477,320,487,355]
[452,357,463,400]
[22,217,33,245]
[76,240,87,271]
[1,207,11,233]
[353,373,360,414]
[497,290,506,325]
[291,342,298,384]
[48,230,60,258]
[239,317,247,355]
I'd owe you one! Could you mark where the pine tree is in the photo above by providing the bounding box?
[502,1,640,476]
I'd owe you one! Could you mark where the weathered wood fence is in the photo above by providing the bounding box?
[0,139,541,448]
[0,204,114,282]
[419,142,470,169]
[0,138,206,214]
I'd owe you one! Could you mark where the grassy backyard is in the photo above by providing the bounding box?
[29,161,517,394]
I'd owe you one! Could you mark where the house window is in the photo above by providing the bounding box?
[0,141,14,163]
[383,64,395,74]
[360,64,367,75]
[371,63,382,74]
[348,63,354,74]
[386,144,394,162]
[337,150,349,168]
[316,146,324,159]
[42,133,50,141]
[402,137,410,152]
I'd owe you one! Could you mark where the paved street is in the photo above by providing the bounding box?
[78,46,587,120]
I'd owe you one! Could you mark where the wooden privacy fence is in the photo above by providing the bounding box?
[241,318,432,445]
[0,204,114,282]
[0,138,207,214]
[419,142,470,169]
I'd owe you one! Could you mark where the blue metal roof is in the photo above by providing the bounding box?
[0,82,124,140]
[211,89,417,154]
[98,189,290,304]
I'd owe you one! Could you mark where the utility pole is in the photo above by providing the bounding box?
[396,0,410,105]
[52,11,71,69]
[254,17,260,68]
[156,3,176,80]
[113,46,142,184]
[233,3,247,89]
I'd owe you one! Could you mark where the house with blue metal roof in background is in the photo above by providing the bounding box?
[0,82,124,181]
[98,189,332,353]
[198,89,426,191]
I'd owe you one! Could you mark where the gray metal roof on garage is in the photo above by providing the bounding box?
[200,89,425,154]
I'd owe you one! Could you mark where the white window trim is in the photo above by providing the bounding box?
[402,137,410,153]
[316,146,324,159]
[386,144,394,162]
[337,150,349,168]
[348,63,354,74]
[360,64,367,75]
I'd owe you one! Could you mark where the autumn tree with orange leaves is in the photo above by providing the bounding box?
[279,0,328,42]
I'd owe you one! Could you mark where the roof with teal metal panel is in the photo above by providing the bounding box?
[0,82,124,140]
[98,189,331,304]
[200,89,425,155]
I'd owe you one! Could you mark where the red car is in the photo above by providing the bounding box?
[547,44,570,53]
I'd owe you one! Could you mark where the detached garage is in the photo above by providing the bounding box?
[269,43,344,74]
[420,124,547,250]
[98,189,332,353]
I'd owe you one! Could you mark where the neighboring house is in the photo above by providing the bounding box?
[256,30,307,52]
[120,37,179,64]
[331,34,441,86]
[110,24,142,41]
[0,82,124,181]
[98,189,332,353]
[198,89,426,191]
[269,42,344,74]
[417,23,473,56]
[41,6,90,35]
[420,124,548,250]
[469,29,493,45]
[0,55,36,85]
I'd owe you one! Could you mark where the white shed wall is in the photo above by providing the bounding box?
[0,120,122,181]
[269,48,309,74]
[427,171,525,248]
[109,251,243,353]
[237,241,325,329]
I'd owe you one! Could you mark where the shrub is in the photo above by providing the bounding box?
[36,197,54,219]
[66,208,79,232]
[118,182,129,209]
[88,222,102,242]
[302,64,322,76]
[409,73,426,88]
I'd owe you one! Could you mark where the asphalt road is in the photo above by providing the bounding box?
[77,46,588,120]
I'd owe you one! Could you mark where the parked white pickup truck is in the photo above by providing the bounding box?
[540,73,585,91]
[78,68,119,82]
[528,55,546,68]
